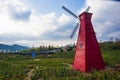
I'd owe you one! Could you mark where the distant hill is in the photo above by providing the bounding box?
[0,44,29,51]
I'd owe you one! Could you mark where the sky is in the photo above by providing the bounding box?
[0,0,120,47]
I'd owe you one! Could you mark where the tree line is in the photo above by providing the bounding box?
[21,38,120,52]
[99,38,120,50]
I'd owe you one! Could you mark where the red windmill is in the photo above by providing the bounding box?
[62,6,105,72]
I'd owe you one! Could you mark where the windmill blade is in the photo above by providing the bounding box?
[70,23,79,38]
[62,6,78,19]
[84,6,90,12]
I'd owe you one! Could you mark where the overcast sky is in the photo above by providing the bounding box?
[0,0,120,47]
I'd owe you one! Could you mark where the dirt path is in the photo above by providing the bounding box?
[26,69,34,80]
[26,66,39,80]
[63,63,72,68]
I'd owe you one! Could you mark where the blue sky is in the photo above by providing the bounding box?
[0,0,120,47]
[21,0,84,15]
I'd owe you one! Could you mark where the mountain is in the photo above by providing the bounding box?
[0,44,29,51]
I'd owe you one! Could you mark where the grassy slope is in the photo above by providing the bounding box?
[33,49,120,80]
[0,50,120,80]
[101,50,120,67]
[49,50,120,66]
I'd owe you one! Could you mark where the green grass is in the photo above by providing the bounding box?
[101,50,120,67]
[48,51,75,58]
[0,50,120,80]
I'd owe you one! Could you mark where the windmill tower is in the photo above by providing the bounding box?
[62,6,105,72]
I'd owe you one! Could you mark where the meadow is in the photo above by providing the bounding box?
[0,50,120,80]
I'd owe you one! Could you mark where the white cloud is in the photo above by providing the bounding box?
[1,0,119,47]
[57,13,71,26]
[83,0,120,40]
[0,0,72,46]
[13,39,76,47]
[109,31,120,38]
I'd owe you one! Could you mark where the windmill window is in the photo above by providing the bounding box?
[79,43,83,48]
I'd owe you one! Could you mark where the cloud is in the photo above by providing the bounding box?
[57,13,71,26]
[8,0,32,21]
[0,0,73,46]
[109,31,120,38]
[1,0,119,47]
[11,9,31,21]
[42,24,73,40]
[12,39,75,47]
[83,0,120,40]
[107,0,120,2]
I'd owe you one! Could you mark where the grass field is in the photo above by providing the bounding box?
[0,50,120,80]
